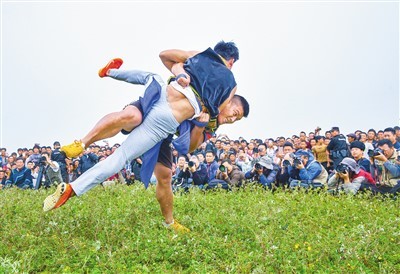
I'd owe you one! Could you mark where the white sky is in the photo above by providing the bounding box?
[1,0,399,153]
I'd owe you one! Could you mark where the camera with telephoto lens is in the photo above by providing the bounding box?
[188,161,195,168]
[283,153,302,167]
[282,159,291,167]
[39,155,47,165]
[336,163,349,174]
[292,155,302,166]
[254,163,263,171]
[367,148,383,157]
[219,164,226,172]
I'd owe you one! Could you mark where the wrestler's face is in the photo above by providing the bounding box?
[218,103,244,125]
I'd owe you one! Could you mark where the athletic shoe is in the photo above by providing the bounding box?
[43,183,74,212]
[98,58,123,78]
[163,219,190,234]
[61,140,84,158]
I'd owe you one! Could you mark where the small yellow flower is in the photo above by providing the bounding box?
[295,244,300,249]
[307,246,312,251]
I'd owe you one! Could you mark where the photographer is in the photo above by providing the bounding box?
[368,139,400,194]
[208,159,245,189]
[276,142,296,188]
[245,156,279,190]
[35,152,63,189]
[327,157,375,194]
[173,155,208,190]
[288,149,328,189]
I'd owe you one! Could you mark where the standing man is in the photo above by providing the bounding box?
[327,127,349,169]
[51,141,69,183]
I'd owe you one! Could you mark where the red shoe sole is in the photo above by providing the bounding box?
[98,58,123,77]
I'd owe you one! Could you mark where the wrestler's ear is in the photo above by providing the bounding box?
[227,59,235,69]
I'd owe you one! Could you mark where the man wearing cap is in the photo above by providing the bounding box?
[349,141,371,173]
[51,141,69,183]
[328,157,375,194]
[327,127,349,169]
[288,149,329,189]
[346,133,357,145]
[245,156,279,190]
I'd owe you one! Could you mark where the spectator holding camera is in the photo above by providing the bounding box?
[288,149,328,189]
[327,157,375,194]
[175,155,208,188]
[277,142,296,188]
[245,156,279,189]
[209,159,245,189]
[349,141,371,173]
[4,157,33,189]
[35,152,64,188]
[369,139,400,193]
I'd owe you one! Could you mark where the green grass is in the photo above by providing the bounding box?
[1,184,399,273]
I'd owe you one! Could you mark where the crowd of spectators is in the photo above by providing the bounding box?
[1,125,400,196]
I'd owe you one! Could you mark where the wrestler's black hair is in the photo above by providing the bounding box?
[233,94,250,118]
[214,40,239,63]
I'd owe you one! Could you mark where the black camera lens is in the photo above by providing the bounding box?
[219,165,226,172]
[282,160,291,167]
[255,163,262,170]
[188,161,195,168]
[373,148,383,156]
[367,149,375,158]
[336,163,349,173]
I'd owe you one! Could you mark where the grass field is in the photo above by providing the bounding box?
[1,184,399,273]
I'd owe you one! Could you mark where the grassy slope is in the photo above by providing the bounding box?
[0,184,399,273]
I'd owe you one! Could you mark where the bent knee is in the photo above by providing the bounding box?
[120,106,143,128]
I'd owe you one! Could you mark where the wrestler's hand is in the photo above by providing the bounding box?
[177,73,191,88]
[196,111,210,124]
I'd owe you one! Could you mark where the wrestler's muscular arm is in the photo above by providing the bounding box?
[188,112,210,152]
[159,49,199,87]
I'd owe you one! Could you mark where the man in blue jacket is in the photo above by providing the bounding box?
[5,157,33,189]
[288,150,328,189]
[245,156,279,189]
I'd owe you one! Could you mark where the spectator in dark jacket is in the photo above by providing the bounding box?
[349,141,371,173]
[5,157,33,189]
[205,150,219,181]
[51,141,69,183]
[80,146,99,173]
